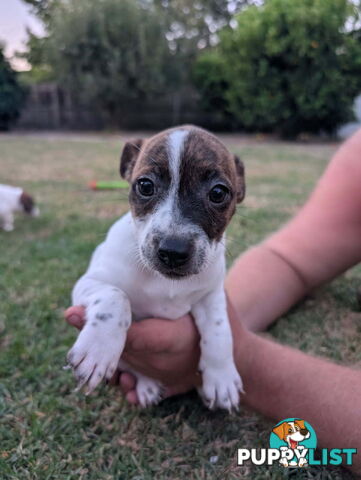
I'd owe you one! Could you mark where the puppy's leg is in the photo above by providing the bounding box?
[2,212,14,231]
[67,276,131,394]
[118,359,163,407]
[192,287,243,411]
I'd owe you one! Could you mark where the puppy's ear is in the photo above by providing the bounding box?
[295,420,306,430]
[20,192,35,214]
[120,139,144,181]
[234,155,245,203]
[272,423,286,440]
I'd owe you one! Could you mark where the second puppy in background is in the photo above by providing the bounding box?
[0,184,39,231]
[67,125,246,411]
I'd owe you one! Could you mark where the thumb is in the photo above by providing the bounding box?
[124,318,179,354]
[64,305,86,330]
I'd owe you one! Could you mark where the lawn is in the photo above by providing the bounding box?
[0,132,360,480]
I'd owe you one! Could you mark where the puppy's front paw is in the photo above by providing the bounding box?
[136,377,163,408]
[298,458,308,467]
[199,363,243,411]
[67,327,125,394]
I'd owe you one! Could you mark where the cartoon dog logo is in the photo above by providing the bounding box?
[272,419,311,467]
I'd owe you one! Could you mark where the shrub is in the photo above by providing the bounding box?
[195,0,361,136]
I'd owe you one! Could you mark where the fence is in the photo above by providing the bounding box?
[16,83,227,131]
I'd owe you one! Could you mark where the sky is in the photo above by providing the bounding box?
[0,0,44,70]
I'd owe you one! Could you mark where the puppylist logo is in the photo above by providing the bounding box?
[237,418,357,468]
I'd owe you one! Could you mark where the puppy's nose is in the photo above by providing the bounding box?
[158,237,191,268]
[300,428,308,436]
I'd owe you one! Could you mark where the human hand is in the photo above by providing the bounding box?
[65,299,245,405]
[64,306,202,404]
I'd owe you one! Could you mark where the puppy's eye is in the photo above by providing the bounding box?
[136,178,154,197]
[209,185,229,204]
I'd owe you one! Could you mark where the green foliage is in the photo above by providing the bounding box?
[193,50,229,112]
[0,46,25,131]
[18,31,56,85]
[195,0,361,136]
[34,0,173,118]
[22,0,60,23]
[24,0,257,93]
[153,0,253,52]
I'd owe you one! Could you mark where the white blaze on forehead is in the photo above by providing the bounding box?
[136,129,190,238]
[167,129,189,188]
[142,129,189,235]
[287,422,296,432]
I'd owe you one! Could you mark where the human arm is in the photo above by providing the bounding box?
[227,129,361,331]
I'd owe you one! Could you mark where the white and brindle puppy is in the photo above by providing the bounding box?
[68,125,245,410]
[0,184,39,231]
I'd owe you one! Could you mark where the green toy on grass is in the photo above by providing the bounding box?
[89,180,129,190]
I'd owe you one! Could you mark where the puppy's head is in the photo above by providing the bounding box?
[272,420,310,446]
[20,192,39,217]
[120,126,245,279]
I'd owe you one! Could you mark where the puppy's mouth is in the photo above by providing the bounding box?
[158,268,189,279]
[289,439,298,449]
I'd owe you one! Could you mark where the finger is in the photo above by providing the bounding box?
[120,372,137,394]
[124,319,178,354]
[64,306,86,330]
[125,390,139,405]
[124,315,194,354]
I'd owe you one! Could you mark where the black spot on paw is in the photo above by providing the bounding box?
[96,313,113,321]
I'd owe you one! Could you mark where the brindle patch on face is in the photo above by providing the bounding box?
[129,135,171,218]
[124,125,245,277]
[178,128,239,241]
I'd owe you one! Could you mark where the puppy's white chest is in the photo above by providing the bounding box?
[131,292,191,321]
[125,277,205,321]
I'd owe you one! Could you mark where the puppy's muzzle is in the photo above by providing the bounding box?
[157,236,192,269]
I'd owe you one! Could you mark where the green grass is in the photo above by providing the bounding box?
[0,133,360,479]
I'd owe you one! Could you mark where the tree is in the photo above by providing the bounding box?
[22,0,60,23]
[151,0,260,87]
[33,0,173,120]
[0,46,25,130]
[195,0,361,136]
[23,0,260,88]
[153,0,259,50]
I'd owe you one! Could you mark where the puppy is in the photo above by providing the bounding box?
[272,420,310,467]
[0,184,39,231]
[272,420,310,450]
[67,125,245,410]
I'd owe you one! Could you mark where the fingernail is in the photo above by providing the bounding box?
[68,314,80,324]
